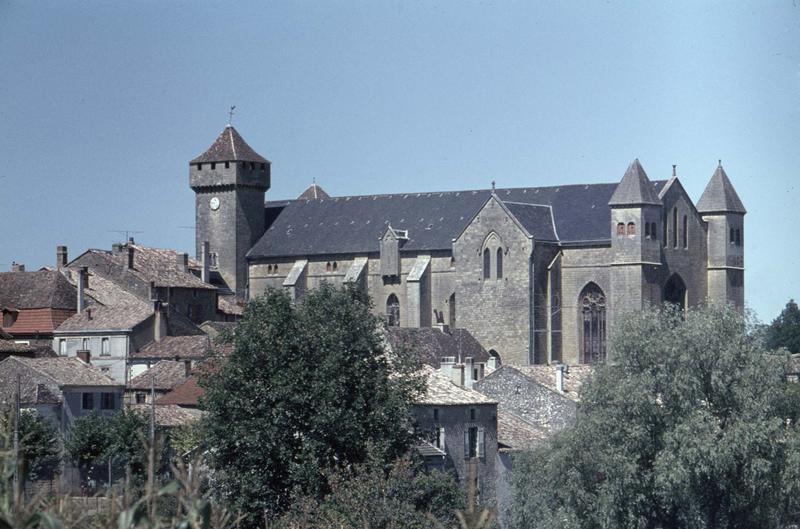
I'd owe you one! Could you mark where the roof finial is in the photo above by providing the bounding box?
[227,105,236,127]
[718,159,722,167]
[672,164,677,177]
[491,180,496,194]
[312,177,316,185]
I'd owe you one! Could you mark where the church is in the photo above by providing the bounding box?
[189,125,746,367]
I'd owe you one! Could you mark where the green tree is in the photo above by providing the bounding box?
[766,299,800,354]
[18,410,62,481]
[508,305,800,529]
[107,408,151,479]
[65,411,113,470]
[202,284,424,527]
[276,453,464,529]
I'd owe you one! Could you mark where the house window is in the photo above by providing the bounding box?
[260,163,266,171]
[464,427,485,459]
[627,222,636,236]
[435,427,446,451]
[483,248,490,280]
[224,161,230,169]
[59,339,67,355]
[616,223,625,237]
[82,393,94,410]
[332,261,338,271]
[730,227,735,244]
[101,393,115,410]
[473,368,479,381]
[82,338,90,350]
[135,392,146,404]
[433,408,439,421]
[470,408,476,421]
[579,283,606,365]
[682,215,688,249]
[101,338,110,356]
[210,163,216,170]
[496,248,503,280]
[386,294,400,327]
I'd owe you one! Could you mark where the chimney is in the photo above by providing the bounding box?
[56,245,68,268]
[184,360,192,378]
[177,252,189,273]
[112,243,123,254]
[201,241,210,283]
[555,364,566,394]
[76,267,87,312]
[435,321,450,334]
[126,246,135,269]
[153,300,165,342]
[464,357,475,389]
[10,262,24,272]
[439,356,455,380]
[149,281,157,301]
[77,349,91,364]
[128,236,135,245]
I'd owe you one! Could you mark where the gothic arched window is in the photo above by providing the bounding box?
[448,292,456,329]
[682,215,688,249]
[627,222,636,236]
[386,294,400,327]
[579,283,606,365]
[483,248,491,280]
[496,248,503,280]
[616,223,625,237]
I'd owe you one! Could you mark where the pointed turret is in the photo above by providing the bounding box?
[190,125,269,164]
[696,163,746,214]
[298,182,330,200]
[608,159,661,206]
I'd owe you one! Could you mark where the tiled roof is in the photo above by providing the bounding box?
[0,340,37,354]
[128,360,190,391]
[249,180,668,259]
[130,335,210,360]
[387,328,490,366]
[190,125,269,164]
[415,365,496,406]
[5,356,121,387]
[512,365,593,401]
[608,159,661,206]
[155,375,203,407]
[129,404,204,427]
[497,410,549,451]
[696,164,746,214]
[0,270,77,310]
[416,441,446,458]
[217,296,243,316]
[56,303,152,332]
[2,308,75,335]
[64,270,143,308]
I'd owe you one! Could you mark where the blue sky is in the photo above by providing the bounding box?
[0,1,797,322]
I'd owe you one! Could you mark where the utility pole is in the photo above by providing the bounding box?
[13,374,20,509]
[147,371,156,517]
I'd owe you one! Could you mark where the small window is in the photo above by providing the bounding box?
[465,427,478,459]
[332,261,338,271]
[250,162,255,170]
[273,264,278,274]
[197,163,202,171]
[473,368,479,381]
[326,262,331,272]
[224,161,230,169]
[483,248,491,280]
[210,162,216,170]
[470,408,476,421]
[730,228,736,244]
[616,223,625,237]
[135,392,146,404]
[645,222,651,238]
[101,338,110,356]
[101,393,115,410]
[82,338,90,350]
[735,229,741,246]
[435,427,446,451]
[496,248,503,280]
[260,163,266,170]
[627,222,636,236]
[433,408,439,421]
[82,393,94,410]
[100,367,110,373]
[59,339,67,355]
[682,215,688,249]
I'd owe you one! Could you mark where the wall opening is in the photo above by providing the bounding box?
[579,282,606,365]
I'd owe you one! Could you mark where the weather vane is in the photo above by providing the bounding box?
[228,105,236,126]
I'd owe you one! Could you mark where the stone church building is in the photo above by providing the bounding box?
[190,125,746,366]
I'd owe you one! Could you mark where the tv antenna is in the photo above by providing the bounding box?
[109,229,143,242]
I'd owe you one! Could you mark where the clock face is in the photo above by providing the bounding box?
[209,197,220,211]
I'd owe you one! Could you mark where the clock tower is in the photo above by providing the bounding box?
[189,125,270,299]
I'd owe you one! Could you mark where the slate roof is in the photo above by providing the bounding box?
[298,183,330,200]
[415,365,496,406]
[503,202,558,241]
[696,164,746,214]
[0,270,76,310]
[608,159,662,206]
[130,335,210,360]
[513,365,594,402]
[190,125,269,164]
[129,404,204,427]
[387,328,490,366]
[497,410,549,451]
[64,270,143,308]
[128,360,190,391]
[4,356,121,387]
[56,303,152,332]
[249,180,668,259]
[0,340,53,356]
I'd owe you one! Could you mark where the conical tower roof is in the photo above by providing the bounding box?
[190,125,269,164]
[697,164,746,214]
[608,159,661,206]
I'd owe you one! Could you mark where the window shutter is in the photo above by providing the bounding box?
[464,430,470,459]
[478,428,485,459]
[439,427,446,453]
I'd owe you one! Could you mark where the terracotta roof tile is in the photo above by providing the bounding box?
[128,360,190,391]
[129,404,204,427]
[155,375,203,407]
[130,335,210,360]
[415,365,496,406]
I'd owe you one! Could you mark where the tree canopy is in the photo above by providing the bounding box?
[201,284,425,526]
[509,305,800,529]
[766,299,800,354]
[17,410,61,481]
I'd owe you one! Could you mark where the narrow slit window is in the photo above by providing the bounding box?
[672,208,678,248]
[682,215,688,248]
[483,248,490,280]
[496,248,503,280]
[616,223,625,237]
